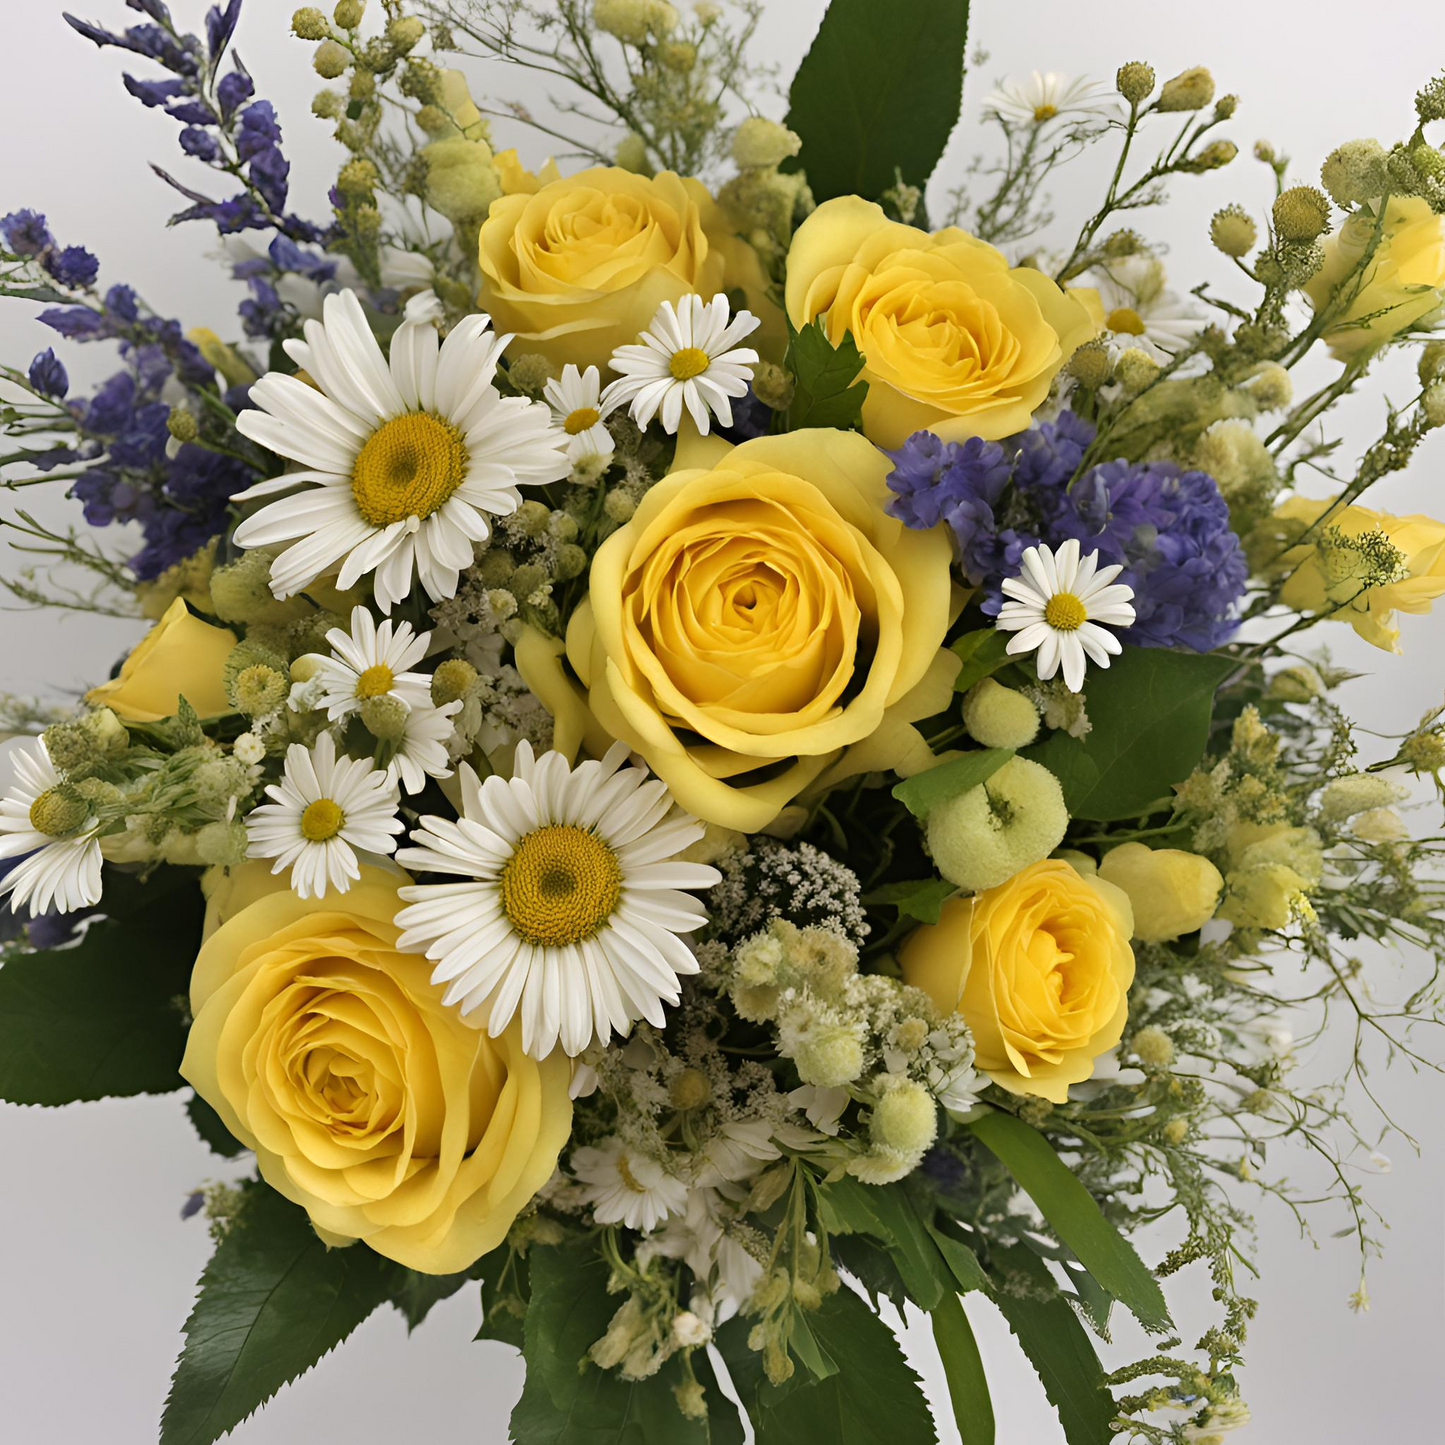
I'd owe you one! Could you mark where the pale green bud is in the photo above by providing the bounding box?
[731,117,802,171]
[656,40,696,73]
[1066,340,1113,389]
[1132,1025,1174,1068]
[604,488,636,523]
[1424,382,1445,429]
[1266,664,1323,702]
[1116,61,1155,106]
[1318,773,1405,824]
[292,7,329,40]
[232,663,287,718]
[1115,347,1161,394]
[1163,1117,1190,1144]
[1210,204,1256,258]
[1416,73,1445,125]
[506,352,556,396]
[1183,139,1237,173]
[1157,66,1215,112]
[614,132,650,174]
[386,15,425,52]
[1320,138,1389,209]
[593,0,678,45]
[423,137,502,225]
[1419,339,1445,385]
[312,89,343,119]
[674,1381,708,1421]
[313,38,350,79]
[962,678,1039,749]
[430,658,478,707]
[333,0,365,27]
[360,694,409,741]
[750,359,795,410]
[669,1068,711,1110]
[1272,186,1330,243]
[166,406,198,443]
[27,785,90,839]
[554,542,588,581]
[793,1024,865,1088]
[869,1080,938,1157]
[195,819,251,868]
[337,156,379,196]
[1243,362,1291,411]
[514,499,553,538]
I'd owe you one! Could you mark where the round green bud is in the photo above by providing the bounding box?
[1066,340,1113,389]
[332,0,365,27]
[1210,204,1256,258]
[1185,139,1237,173]
[1266,664,1324,703]
[1163,1117,1190,1144]
[1424,383,1445,429]
[1101,230,1143,258]
[1157,66,1215,112]
[506,352,555,396]
[399,56,441,103]
[604,488,636,523]
[869,1080,938,1157]
[962,678,1040,749]
[656,39,696,72]
[593,0,678,44]
[514,499,553,538]
[669,1067,711,1110]
[1320,138,1390,208]
[1244,362,1292,411]
[386,15,426,51]
[1272,186,1330,243]
[232,663,288,718]
[553,542,588,581]
[731,117,802,171]
[195,818,251,868]
[348,68,375,100]
[313,38,350,79]
[613,131,650,175]
[793,1025,865,1088]
[487,588,519,621]
[791,1278,822,1312]
[1253,139,1277,165]
[1115,347,1161,394]
[28,785,90,839]
[751,359,795,410]
[1132,1025,1175,1068]
[430,658,478,707]
[1420,340,1445,385]
[475,548,515,587]
[1402,728,1445,774]
[312,88,343,119]
[1416,73,1445,125]
[1115,61,1155,106]
[166,406,198,443]
[1214,93,1239,120]
[292,6,329,40]
[359,693,409,741]
[337,156,379,196]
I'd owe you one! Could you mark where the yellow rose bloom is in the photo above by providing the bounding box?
[477,165,780,369]
[784,196,1096,447]
[901,859,1136,1103]
[517,428,958,831]
[181,868,572,1273]
[1270,494,1445,652]
[1304,197,1445,359]
[1097,842,1224,943]
[86,597,235,722]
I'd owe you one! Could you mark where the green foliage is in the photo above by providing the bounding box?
[185,1092,247,1159]
[160,1186,395,1445]
[1025,648,1238,820]
[782,319,868,431]
[476,1241,530,1349]
[784,0,971,204]
[391,1260,485,1334]
[951,629,1014,694]
[892,748,1014,820]
[931,1291,994,1445]
[967,1111,1170,1332]
[859,877,956,925]
[0,870,202,1105]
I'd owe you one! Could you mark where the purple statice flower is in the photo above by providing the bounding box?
[43,244,100,288]
[39,305,112,340]
[248,147,290,214]
[121,73,186,108]
[216,67,253,119]
[207,0,243,62]
[266,234,335,282]
[1,208,55,256]
[104,284,140,322]
[235,100,281,161]
[179,125,220,161]
[28,349,69,398]
[1013,409,1096,491]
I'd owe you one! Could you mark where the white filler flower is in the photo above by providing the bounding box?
[544,363,618,466]
[394,741,721,1059]
[308,604,434,722]
[982,71,1111,126]
[245,731,403,899]
[602,292,760,435]
[1091,255,1206,361]
[0,738,103,917]
[232,289,568,611]
[995,538,1136,692]
[571,1135,688,1232]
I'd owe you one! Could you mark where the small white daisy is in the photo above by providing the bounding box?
[995,538,1137,692]
[245,731,403,899]
[232,288,569,612]
[393,740,721,1059]
[1091,255,1206,362]
[601,292,760,436]
[982,71,1112,127]
[307,605,435,723]
[0,739,103,917]
[544,364,618,467]
[571,1135,688,1232]
[383,695,462,795]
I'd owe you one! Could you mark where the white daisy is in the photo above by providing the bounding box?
[982,71,1112,127]
[571,1135,688,1232]
[383,695,462,795]
[0,739,103,917]
[544,364,618,467]
[393,740,721,1059]
[232,288,569,613]
[307,604,434,723]
[601,292,760,435]
[995,539,1136,692]
[1091,255,1207,361]
[245,731,403,899]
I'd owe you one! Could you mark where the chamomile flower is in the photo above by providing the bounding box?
[982,71,1111,126]
[0,739,102,917]
[995,539,1136,692]
[1091,255,1206,361]
[571,1135,688,1232]
[244,731,403,899]
[544,364,618,467]
[393,740,721,1059]
[601,293,760,435]
[382,694,462,795]
[308,604,434,723]
[232,289,568,613]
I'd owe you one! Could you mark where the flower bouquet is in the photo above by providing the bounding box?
[5,1,1445,1441]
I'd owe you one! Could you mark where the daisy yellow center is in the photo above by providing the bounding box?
[1044,592,1088,631]
[1105,306,1146,336]
[354,663,395,699]
[564,405,601,435]
[668,346,711,381]
[1033,102,1059,121]
[28,786,88,839]
[499,824,623,947]
[301,798,346,842]
[616,1150,649,1194]
[351,412,468,528]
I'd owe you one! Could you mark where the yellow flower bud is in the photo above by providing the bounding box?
[961,678,1040,749]
[731,117,802,170]
[313,38,350,79]
[1272,186,1331,243]
[292,7,328,40]
[1097,842,1223,943]
[1157,66,1215,112]
[869,1080,938,1157]
[1210,204,1257,258]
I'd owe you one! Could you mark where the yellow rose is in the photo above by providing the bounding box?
[1269,494,1445,652]
[517,428,958,831]
[181,869,572,1273]
[1097,842,1224,943]
[493,147,562,196]
[477,165,780,369]
[901,859,1135,1103]
[1304,198,1445,359]
[784,196,1096,448]
[86,597,235,722]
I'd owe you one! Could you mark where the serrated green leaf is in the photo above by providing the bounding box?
[891,748,1014,820]
[782,318,868,431]
[0,872,202,1105]
[1023,647,1238,820]
[925,1221,989,1294]
[951,629,1014,694]
[860,877,957,925]
[186,1091,247,1158]
[391,1259,485,1334]
[476,1241,529,1349]
[160,1185,395,1445]
[968,1111,1170,1332]
[818,1177,950,1310]
[784,0,971,204]
[931,1291,994,1445]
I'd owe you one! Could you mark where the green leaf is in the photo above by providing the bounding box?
[860,877,957,925]
[160,1185,395,1445]
[0,872,203,1105]
[951,629,1014,694]
[967,1111,1170,1332]
[925,1221,990,1294]
[818,1177,951,1310]
[717,1289,937,1445]
[986,1245,1117,1445]
[931,1292,994,1445]
[892,748,1014,820]
[476,1241,529,1349]
[782,318,868,431]
[784,0,971,204]
[186,1092,247,1158]
[390,1259,485,1334]
[1023,647,1237,821]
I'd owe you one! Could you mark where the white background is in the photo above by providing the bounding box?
[2,1,1443,1440]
